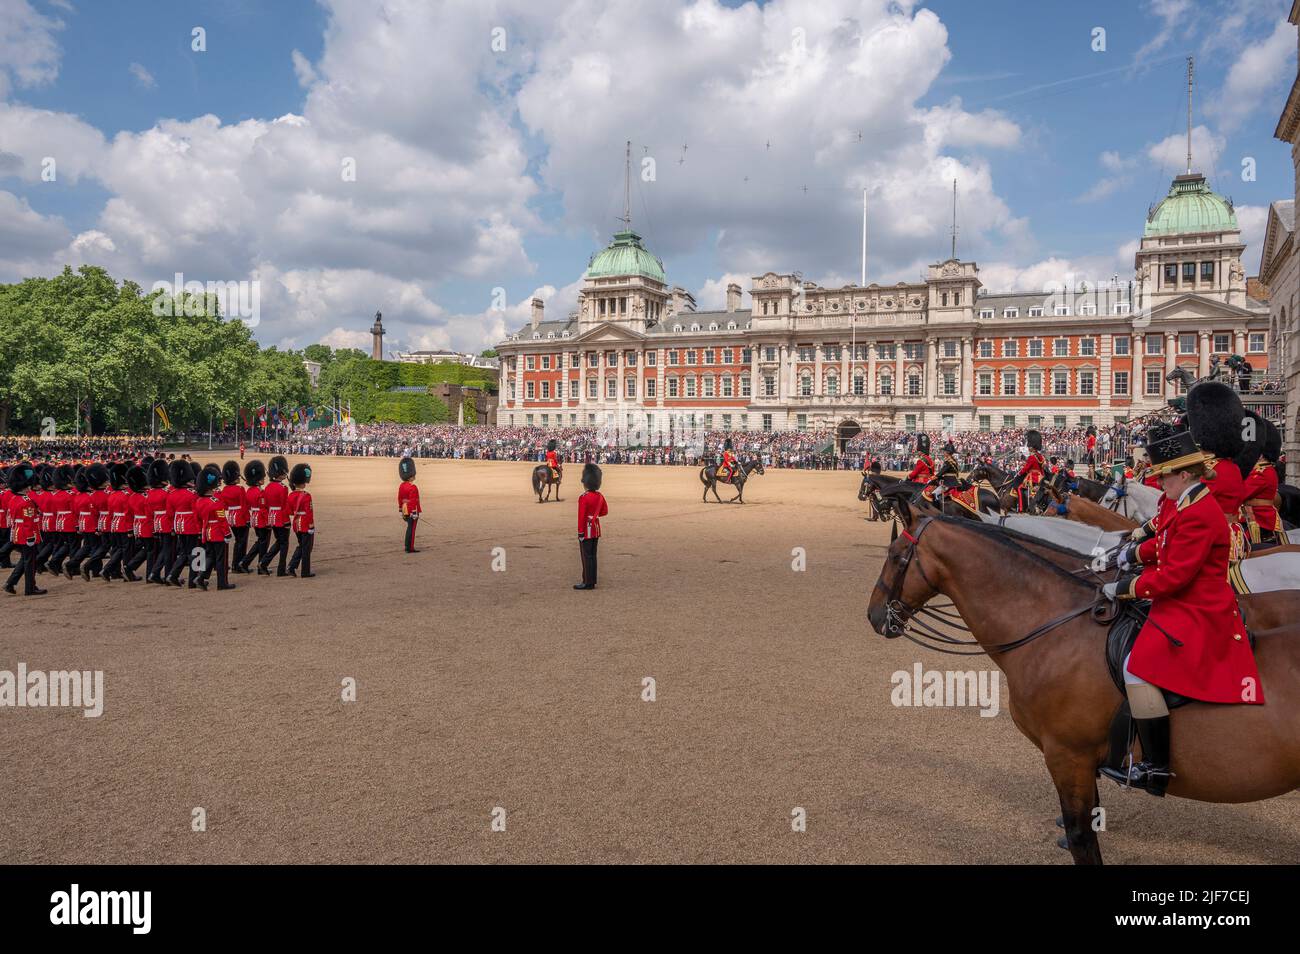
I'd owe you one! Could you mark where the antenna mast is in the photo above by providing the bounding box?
[950,178,958,260]
[623,140,632,227]
[1186,56,1194,175]
[861,189,867,287]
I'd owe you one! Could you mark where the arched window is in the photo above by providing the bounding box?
[880,372,893,396]
[907,371,922,396]
[853,371,865,395]
[727,321,737,330]
[800,372,812,397]
[691,323,700,331]
[709,322,718,331]
[826,372,839,396]
[673,324,683,332]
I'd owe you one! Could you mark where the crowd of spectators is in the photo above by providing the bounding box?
[0,435,165,461]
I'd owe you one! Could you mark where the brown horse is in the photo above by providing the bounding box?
[1038,479,1138,533]
[868,501,1300,865]
[531,464,561,503]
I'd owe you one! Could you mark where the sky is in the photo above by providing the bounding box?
[0,0,1296,356]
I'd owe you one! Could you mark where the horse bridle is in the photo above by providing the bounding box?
[874,516,1116,656]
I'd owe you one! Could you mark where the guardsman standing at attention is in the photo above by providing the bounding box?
[286,463,315,578]
[398,457,420,553]
[1007,429,1048,513]
[1102,420,1262,797]
[1243,420,1283,547]
[1085,424,1098,479]
[260,455,291,576]
[574,462,607,591]
[4,461,46,595]
[220,461,249,570]
[238,459,269,573]
[907,433,934,483]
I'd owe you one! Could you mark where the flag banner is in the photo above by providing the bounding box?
[155,405,173,430]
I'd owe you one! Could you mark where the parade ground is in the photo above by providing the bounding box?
[3,456,1298,864]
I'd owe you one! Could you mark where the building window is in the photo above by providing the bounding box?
[1114,302,1131,314]
[906,372,922,396]
[824,344,840,361]
[853,372,865,395]
[607,378,617,398]
[1213,333,1229,353]
[797,414,808,431]
[1004,307,1019,318]
[685,377,697,398]
[1249,332,1266,352]
[1028,415,1042,429]
[1182,262,1196,281]
[1028,339,1043,358]
[722,414,731,429]
[1002,370,1017,395]
[570,380,579,399]
[1079,338,1095,356]
[722,375,733,397]
[646,378,656,398]
[979,308,993,319]
[954,292,961,305]
[526,356,536,370]
[942,371,956,395]
[668,350,679,366]
[647,351,657,367]
[1053,370,1069,395]
[763,375,775,396]
[799,372,812,396]
[1054,305,1070,316]
[877,343,895,360]
[943,293,951,307]
[626,377,636,398]
[741,376,752,397]
[904,343,923,360]
[526,381,535,399]
[700,376,713,397]
[686,350,698,365]
[607,351,616,366]
[540,381,550,399]
[1079,370,1095,395]
[943,340,958,358]
[1003,339,1019,357]
[1002,415,1016,429]
[1178,333,1196,354]
[1164,263,1177,283]
[978,415,991,431]
[1028,306,1044,317]
[1146,336,1162,355]
[905,414,917,430]
[762,414,773,431]
[1053,338,1069,357]
[763,346,776,361]
[1146,369,1162,395]
[978,340,993,358]
[588,352,598,367]
[742,348,752,363]
[880,374,893,395]
[1113,335,1130,356]
[1201,261,1215,281]
[723,348,733,363]
[1051,415,1064,429]
[587,378,598,398]
[541,355,550,370]
[704,349,715,364]
[1027,371,1042,396]
[826,374,839,396]
[1079,415,1093,427]
[667,377,679,398]
[1113,371,1129,395]
[978,372,992,396]
[799,346,815,361]
[627,352,637,366]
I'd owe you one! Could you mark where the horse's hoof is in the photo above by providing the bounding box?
[1057,835,1069,850]
[1055,815,1064,829]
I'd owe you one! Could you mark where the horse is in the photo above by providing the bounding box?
[531,463,562,503]
[866,475,998,521]
[868,500,1300,865]
[700,456,764,503]
[1100,476,1161,523]
[1035,474,1139,533]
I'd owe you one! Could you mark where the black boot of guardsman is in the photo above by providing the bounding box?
[1100,716,1172,797]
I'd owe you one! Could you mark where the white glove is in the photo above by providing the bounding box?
[1102,581,1120,600]
[1116,542,1138,571]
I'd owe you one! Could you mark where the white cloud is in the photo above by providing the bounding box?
[128,62,155,89]
[1235,203,1268,275]
[1134,0,1195,65]
[1146,125,1226,177]
[0,0,64,98]
[1207,18,1295,132]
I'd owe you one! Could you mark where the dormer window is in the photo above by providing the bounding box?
[1003,308,1018,318]
[979,308,993,319]
[709,322,718,330]
[691,323,700,331]
[673,324,683,332]
[727,321,737,330]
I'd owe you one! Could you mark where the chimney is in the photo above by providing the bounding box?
[670,286,696,316]
[530,297,544,331]
[726,282,742,312]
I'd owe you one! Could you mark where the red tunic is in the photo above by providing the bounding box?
[398,481,421,515]
[147,488,170,534]
[167,488,200,535]
[7,494,41,546]
[90,489,110,532]
[220,484,248,527]
[1242,462,1280,534]
[73,491,94,534]
[52,489,75,533]
[577,490,607,539]
[35,489,56,534]
[290,490,314,533]
[1016,452,1047,484]
[1126,485,1262,705]
[107,489,132,533]
[196,496,230,543]
[907,455,935,482]
[0,488,10,529]
[131,492,152,539]
[263,481,289,528]
[545,450,560,471]
[246,485,267,529]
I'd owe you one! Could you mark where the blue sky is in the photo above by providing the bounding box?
[1,0,1295,353]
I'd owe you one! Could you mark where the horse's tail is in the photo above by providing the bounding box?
[699,467,710,485]
[532,468,542,493]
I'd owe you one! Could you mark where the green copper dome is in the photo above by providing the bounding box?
[1144,173,1237,237]
[584,229,666,283]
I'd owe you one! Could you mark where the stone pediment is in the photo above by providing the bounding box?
[573,321,648,344]
[1142,294,1257,324]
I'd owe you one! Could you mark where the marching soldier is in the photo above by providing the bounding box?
[398,457,420,553]
[31,466,55,574]
[165,460,200,587]
[4,462,46,595]
[1006,429,1048,512]
[286,463,315,578]
[906,433,934,483]
[125,464,152,580]
[1102,420,1263,796]
[0,464,13,569]
[145,458,171,584]
[259,455,291,576]
[102,463,133,582]
[67,463,110,580]
[194,463,234,590]
[238,459,269,573]
[220,461,249,570]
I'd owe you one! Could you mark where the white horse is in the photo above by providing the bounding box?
[1099,479,1161,523]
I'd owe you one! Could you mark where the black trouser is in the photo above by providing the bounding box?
[0,527,12,567]
[68,532,108,574]
[579,536,598,586]
[242,527,270,570]
[261,525,290,573]
[103,532,130,577]
[47,532,73,573]
[288,531,313,575]
[34,533,56,571]
[168,534,200,583]
[5,542,40,593]
[153,533,174,580]
[199,540,229,587]
[231,525,249,569]
[127,536,151,574]
[404,513,418,551]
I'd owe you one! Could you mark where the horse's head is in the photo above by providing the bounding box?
[748,457,765,476]
[868,503,941,637]
[858,473,871,501]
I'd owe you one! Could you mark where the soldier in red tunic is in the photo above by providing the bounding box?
[1187,382,1257,563]
[101,463,134,582]
[1007,429,1047,512]
[165,460,201,587]
[545,439,562,482]
[1103,422,1262,796]
[238,459,269,573]
[1242,420,1282,546]
[124,464,151,581]
[144,459,171,584]
[398,457,420,553]
[3,461,46,595]
[717,438,738,482]
[906,433,934,483]
[194,463,234,590]
[287,463,315,578]
[68,463,111,580]
[574,463,607,590]
[1084,425,1098,479]
[259,455,291,576]
[47,464,77,576]
[0,465,13,570]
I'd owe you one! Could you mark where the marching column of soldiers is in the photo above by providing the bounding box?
[1,451,315,597]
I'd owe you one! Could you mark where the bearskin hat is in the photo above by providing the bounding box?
[398,457,416,481]
[55,464,74,490]
[581,462,603,491]
[38,466,54,491]
[869,461,882,473]
[86,462,110,489]
[222,460,242,485]
[1025,429,1043,451]
[73,467,89,493]
[724,438,734,451]
[1187,381,1245,467]
[268,455,289,480]
[290,463,312,487]
[547,439,557,451]
[943,442,956,455]
[196,463,222,496]
[1086,425,1097,437]
[244,459,266,485]
[168,459,193,488]
[1263,419,1283,464]
[148,458,170,489]
[109,462,129,490]
[1234,410,1266,477]
[126,465,148,494]
[916,433,931,454]
[8,461,35,492]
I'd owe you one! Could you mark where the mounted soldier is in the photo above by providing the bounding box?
[1006,429,1047,512]
[1102,420,1263,797]
[1242,417,1283,547]
[1186,381,1258,564]
[717,438,739,483]
[545,439,562,482]
[906,433,934,484]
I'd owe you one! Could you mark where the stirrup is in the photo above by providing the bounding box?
[1099,760,1173,797]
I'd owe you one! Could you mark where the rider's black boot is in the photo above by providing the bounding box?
[1100,715,1172,797]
